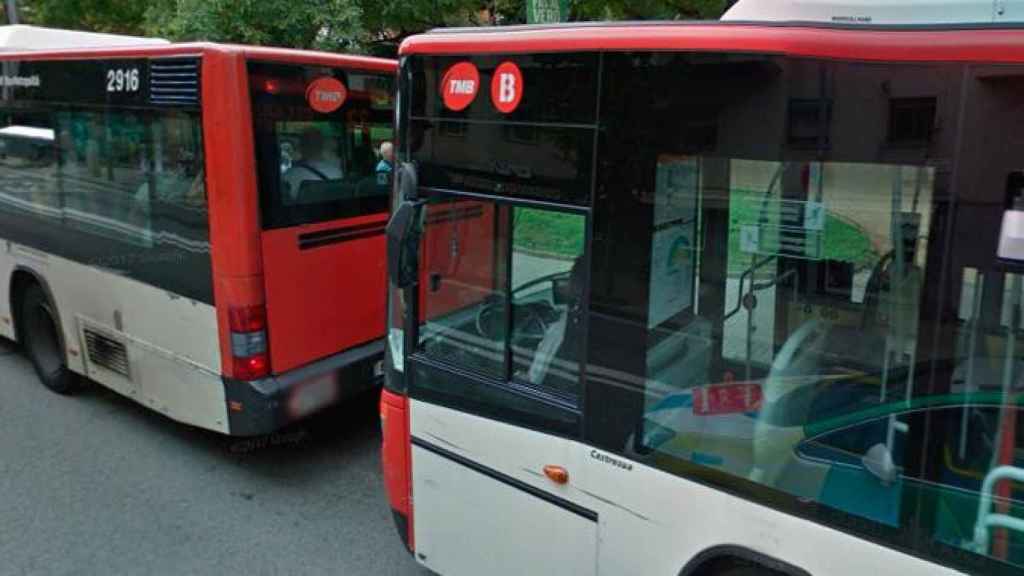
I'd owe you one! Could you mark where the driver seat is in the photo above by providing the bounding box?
[526,259,585,396]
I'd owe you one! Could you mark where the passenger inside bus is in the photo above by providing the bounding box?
[282,127,342,202]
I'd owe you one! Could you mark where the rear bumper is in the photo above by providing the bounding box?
[223,338,384,436]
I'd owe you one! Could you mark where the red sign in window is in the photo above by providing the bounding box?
[306,77,347,113]
[490,61,523,114]
[692,382,763,416]
[441,62,479,112]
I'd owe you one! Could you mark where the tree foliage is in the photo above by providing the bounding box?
[143,0,364,52]
[16,0,733,56]
[570,0,730,20]
[20,0,150,35]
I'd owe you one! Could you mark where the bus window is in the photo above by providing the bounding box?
[0,117,57,218]
[415,198,587,406]
[510,207,585,399]
[583,52,1024,570]
[250,62,394,229]
[419,198,508,379]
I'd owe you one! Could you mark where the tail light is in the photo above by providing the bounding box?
[229,305,270,380]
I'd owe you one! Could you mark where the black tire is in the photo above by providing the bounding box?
[19,284,78,394]
[714,566,776,576]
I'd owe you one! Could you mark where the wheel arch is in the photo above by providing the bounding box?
[9,265,65,349]
[679,545,812,576]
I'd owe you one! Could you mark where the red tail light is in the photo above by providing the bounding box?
[233,354,269,381]
[229,305,267,333]
[229,305,270,380]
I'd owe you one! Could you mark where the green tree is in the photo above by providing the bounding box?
[570,0,730,20]
[357,0,486,54]
[144,0,364,52]
[20,0,734,57]
[20,0,153,35]
[492,0,729,24]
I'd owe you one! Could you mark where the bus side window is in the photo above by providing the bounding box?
[509,207,585,401]
[0,115,58,215]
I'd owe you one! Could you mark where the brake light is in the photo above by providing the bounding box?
[229,305,269,380]
[233,354,269,381]
[229,305,266,333]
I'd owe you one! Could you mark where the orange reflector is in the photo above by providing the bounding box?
[543,465,569,485]
[229,401,244,412]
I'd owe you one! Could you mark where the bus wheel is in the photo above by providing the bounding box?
[20,284,78,394]
[714,566,778,576]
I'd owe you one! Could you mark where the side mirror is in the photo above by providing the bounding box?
[394,161,418,203]
[387,200,424,289]
[387,163,424,289]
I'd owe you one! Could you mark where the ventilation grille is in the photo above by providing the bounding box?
[149,58,200,106]
[84,328,130,378]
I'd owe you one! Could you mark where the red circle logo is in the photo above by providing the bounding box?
[306,77,347,114]
[441,62,480,112]
[491,61,523,114]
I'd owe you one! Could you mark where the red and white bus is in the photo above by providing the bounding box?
[382,5,1024,576]
[0,33,396,436]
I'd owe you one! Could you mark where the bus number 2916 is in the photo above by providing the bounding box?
[106,68,140,93]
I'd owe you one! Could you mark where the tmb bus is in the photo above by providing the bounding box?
[0,33,396,436]
[382,11,1024,576]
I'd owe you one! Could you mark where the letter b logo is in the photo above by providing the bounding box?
[499,73,516,103]
[491,61,523,114]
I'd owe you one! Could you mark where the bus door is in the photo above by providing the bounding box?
[401,189,596,576]
[249,62,394,376]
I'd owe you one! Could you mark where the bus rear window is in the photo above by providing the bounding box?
[249,62,395,229]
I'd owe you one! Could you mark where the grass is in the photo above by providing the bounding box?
[513,208,585,258]
[728,189,877,274]
[510,192,878,270]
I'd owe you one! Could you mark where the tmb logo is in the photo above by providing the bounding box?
[441,61,480,112]
[306,77,347,114]
[491,61,523,114]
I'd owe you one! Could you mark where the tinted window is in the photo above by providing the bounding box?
[417,196,586,400]
[249,62,395,229]
[0,106,212,303]
[410,118,593,205]
[410,53,599,124]
[407,53,599,205]
[585,53,1024,574]
[411,191,587,434]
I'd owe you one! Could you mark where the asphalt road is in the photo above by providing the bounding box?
[0,337,423,576]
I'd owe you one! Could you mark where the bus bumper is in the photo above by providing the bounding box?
[222,338,385,436]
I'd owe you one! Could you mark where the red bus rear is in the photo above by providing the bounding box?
[0,43,395,436]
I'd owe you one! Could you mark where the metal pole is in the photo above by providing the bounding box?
[4,0,17,25]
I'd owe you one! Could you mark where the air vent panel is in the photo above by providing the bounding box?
[149,57,200,106]
[83,328,130,378]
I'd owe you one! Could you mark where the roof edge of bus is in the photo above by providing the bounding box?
[0,41,396,70]
[0,24,169,50]
[399,20,1024,59]
[420,18,1024,35]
